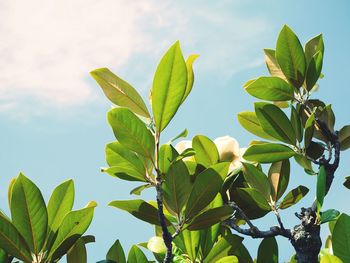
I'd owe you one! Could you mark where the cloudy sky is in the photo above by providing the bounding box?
[1,0,350,261]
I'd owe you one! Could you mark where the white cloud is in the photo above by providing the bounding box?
[0,0,271,118]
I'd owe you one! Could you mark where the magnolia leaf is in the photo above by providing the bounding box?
[187,206,233,230]
[339,125,350,151]
[263,49,287,80]
[182,55,199,103]
[333,213,350,262]
[257,237,278,263]
[291,105,303,143]
[90,68,150,118]
[152,41,187,132]
[255,102,296,145]
[127,245,148,263]
[192,135,219,167]
[243,143,295,163]
[304,34,324,64]
[316,166,327,213]
[321,209,340,224]
[268,159,290,202]
[305,51,323,91]
[279,186,309,209]
[244,76,294,101]
[276,25,306,88]
[107,108,155,160]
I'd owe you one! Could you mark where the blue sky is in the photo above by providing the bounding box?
[1,0,350,261]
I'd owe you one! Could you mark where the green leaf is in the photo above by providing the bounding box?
[163,160,191,216]
[216,256,239,263]
[306,141,324,160]
[105,142,147,182]
[90,68,150,118]
[321,209,340,224]
[159,144,178,174]
[244,77,294,101]
[320,254,343,263]
[276,25,306,88]
[109,199,170,226]
[67,237,87,263]
[242,163,271,201]
[263,49,287,80]
[305,51,323,91]
[152,41,188,132]
[107,239,126,263]
[192,135,219,167]
[187,206,233,230]
[339,125,350,151]
[304,113,315,148]
[127,245,148,263]
[130,184,152,196]
[107,108,155,159]
[291,105,303,143]
[317,166,327,212]
[180,229,200,261]
[185,162,230,220]
[304,34,324,64]
[243,143,295,163]
[237,111,277,141]
[257,237,278,263]
[0,213,32,262]
[333,213,350,262]
[48,203,97,261]
[344,176,350,189]
[203,234,243,263]
[182,55,199,103]
[268,159,290,202]
[255,102,296,145]
[47,179,75,235]
[7,178,16,209]
[10,173,48,254]
[279,185,309,209]
[236,188,271,211]
[294,154,313,172]
[168,128,188,144]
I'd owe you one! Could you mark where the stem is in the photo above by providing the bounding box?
[154,132,173,263]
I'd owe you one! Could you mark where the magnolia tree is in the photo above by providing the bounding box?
[91,25,350,263]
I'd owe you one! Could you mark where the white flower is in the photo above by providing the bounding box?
[174,136,245,171]
[214,136,245,172]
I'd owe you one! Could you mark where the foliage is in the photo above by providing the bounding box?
[0,174,96,263]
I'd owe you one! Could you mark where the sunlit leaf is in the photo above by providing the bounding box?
[279,186,309,209]
[316,166,327,212]
[339,125,350,151]
[268,159,290,202]
[333,213,350,262]
[192,135,219,167]
[182,55,199,103]
[243,143,295,163]
[127,245,148,263]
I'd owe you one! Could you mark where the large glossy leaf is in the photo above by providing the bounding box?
[279,186,309,209]
[90,68,150,118]
[162,160,191,216]
[192,135,219,167]
[242,162,271,200]
[48,202,96,261]
[203,234,243,263]
[10,173,48,254]
[107,108,155,160]
[263,49,287,80]
[107,239,126,263]
[199,194,223,258]
[339,125,350,151]
[316,165,327,212]
[321,209,340,224]
[304,34,324,64]
[0,213,32,262]
[236,188,271,211]
[216,256,239,263]
[291,105,303,142]
[304,113,315,148]
[182,55,199,103]
[320,254,342,263]
[185,162,230,220]
[237,111,276,141]
[181,229,200,261]
[243,143,295,163]
[333,213,350,262]
[47,179,75,235]
[276,25,306,88]
[109,199,170,226]
[66,237,87,263]
[255,102,296,145]
[187,206,233,230]
[305,51,323,91]
[127,245,148,263]
[268,160,290,202]
[244,77,294,101]
[159,144,178,174]
[152,41,187,132]
[105,142,146,182]
[257,237,278,263]
[7,178,16,209]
